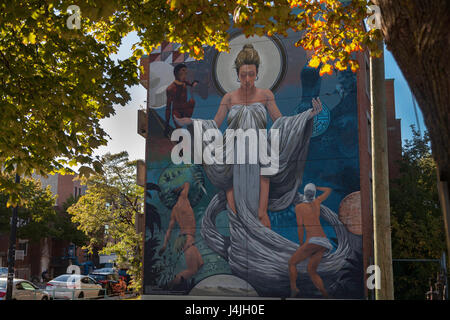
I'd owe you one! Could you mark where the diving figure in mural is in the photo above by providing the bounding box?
[159,182,204,288]
[289,183,333,298]
[174,44,352,296]
[165,63,199,135]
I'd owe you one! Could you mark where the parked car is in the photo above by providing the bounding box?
[0,268,7,277]
[0,277,50,300]
[45,274,102,299]
[89,268,120,295]
[93,267,115,274]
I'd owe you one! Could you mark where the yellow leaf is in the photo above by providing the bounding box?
[350,60,359,72]
[28,33,36,44]
[314,38,321,48]
[336,61,347,71]
[309,56,321,68]
[320,64,333,76]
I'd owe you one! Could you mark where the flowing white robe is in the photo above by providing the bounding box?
[193,103,351,296]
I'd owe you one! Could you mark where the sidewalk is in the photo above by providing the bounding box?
[102,293,139,300]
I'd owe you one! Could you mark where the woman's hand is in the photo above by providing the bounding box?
[258,210,271,229]
[308,97,323,120]
[173,115,193,126]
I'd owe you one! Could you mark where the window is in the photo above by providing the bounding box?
[53,274,70,282]
[18,240,28,256]
[21,282,36,291]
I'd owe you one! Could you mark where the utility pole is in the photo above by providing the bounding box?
[6,173,20,300]
[370,40,394,300]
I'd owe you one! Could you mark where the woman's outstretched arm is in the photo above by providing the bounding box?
[173,92,231,127]
[266,88,323,122]
[213,92,231,128]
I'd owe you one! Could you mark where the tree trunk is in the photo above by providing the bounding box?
[374,0,450,260]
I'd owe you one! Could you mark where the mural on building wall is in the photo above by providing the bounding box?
[143,30,364,299]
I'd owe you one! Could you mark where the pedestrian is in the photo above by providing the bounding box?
[41,269,49,282]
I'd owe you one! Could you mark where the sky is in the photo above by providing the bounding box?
[94,32,427,163]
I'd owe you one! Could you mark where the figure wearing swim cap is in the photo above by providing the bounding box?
[289,183,333,298]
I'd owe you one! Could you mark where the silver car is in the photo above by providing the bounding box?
[0,277,50,300]
[46,274,103,299]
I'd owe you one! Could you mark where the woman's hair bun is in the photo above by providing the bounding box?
[234,43,261,76]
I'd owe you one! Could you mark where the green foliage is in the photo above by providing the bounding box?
[390,127,447,300]
[0,1,140,206]
[0,176,57,242]
[68,151,144,292]
[53,195,89,247]
[0,175,89,247]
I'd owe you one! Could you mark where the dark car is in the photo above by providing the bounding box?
[88,269,119,295]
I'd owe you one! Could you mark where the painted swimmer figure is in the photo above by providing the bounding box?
[289,183,333,298]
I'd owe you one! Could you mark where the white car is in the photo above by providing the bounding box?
[0,277,50,300]
[46,274,103,299]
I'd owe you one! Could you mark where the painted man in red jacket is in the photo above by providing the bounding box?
[165,64,198,135]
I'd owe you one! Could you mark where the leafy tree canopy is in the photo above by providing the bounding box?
[53,194,90,247]
[0,175,89,245]
[68,151,144,291]
[0,176,57,242]
[0,0,140,205]
[390,127,447,299]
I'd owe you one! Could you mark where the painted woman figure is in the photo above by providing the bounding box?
[174,44,351,296]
